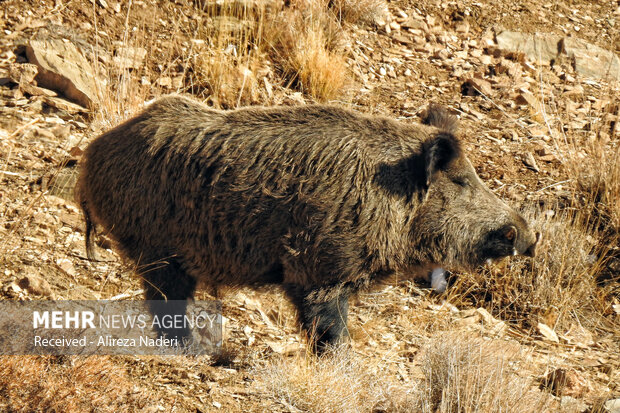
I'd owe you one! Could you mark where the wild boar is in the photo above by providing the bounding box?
[76,95,539,351]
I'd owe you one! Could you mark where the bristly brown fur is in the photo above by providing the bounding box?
[76,94,537,351]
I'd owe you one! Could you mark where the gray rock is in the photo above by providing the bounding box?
[560,37,620,81]
[496,31,561,65]
[496,31,620,81]
[605,399,620,413]
[25,38,101,109]
[113,46,147,69]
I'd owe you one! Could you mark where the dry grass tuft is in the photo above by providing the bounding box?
[191,48,262,108]
[261,348,384,412]
[0,356,156,412]
[260,334,550,413]
[266,0,349,102]
[566,137,620,235]
[329,0,388,25]
[409,333,551,413]
[286,25,348,101]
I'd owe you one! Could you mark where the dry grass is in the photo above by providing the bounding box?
[265,0,349,102]
[0,356,156,412]
[185,1,266,108]
[546,79,620,235]
[90,1,164,128]
[281,24,347,102]
[565,133,620,235]
[410,333,551,413]
[329,0,388,25]
[260,333,551,413]
[91,0,351,115]
[262,349,382,412]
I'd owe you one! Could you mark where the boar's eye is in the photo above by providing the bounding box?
[452,177,470,187]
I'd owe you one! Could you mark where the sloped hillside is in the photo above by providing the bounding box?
[0,0,618,411]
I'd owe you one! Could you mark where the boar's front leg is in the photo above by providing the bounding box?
[286,285,350,353]
[142,256,197,343]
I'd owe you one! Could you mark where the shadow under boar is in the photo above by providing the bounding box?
[76,95,539,351]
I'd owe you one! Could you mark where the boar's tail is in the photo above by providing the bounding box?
[81,200,97,261]
[423,103,458,134]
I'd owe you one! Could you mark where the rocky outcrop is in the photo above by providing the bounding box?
[496,31,620,81]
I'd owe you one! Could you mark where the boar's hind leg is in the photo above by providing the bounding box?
[142,257,197,343]
[286,286,350,353]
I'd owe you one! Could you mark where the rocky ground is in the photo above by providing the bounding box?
[0,0,619,412]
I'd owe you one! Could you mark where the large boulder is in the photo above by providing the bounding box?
[25,38,102,109]
[496,31,620,81]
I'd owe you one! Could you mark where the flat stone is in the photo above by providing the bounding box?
[456,21,470,34]
[560,37,620,81]
[113,46,147,69]
[538,322,559,342]
[392,34,413,45]
[605,398,620,413]
[462,77,493,96]
[515,90,538,108]
[8,63,39,84]
[523,151,540,172]
[496,31,561,65]
[42,96,88,114]
[25,38,101,109]
[496,31,620,81]
[19,82,58,97]
[400,17,427,31]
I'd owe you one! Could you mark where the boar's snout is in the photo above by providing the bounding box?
[477,220,540,264]
[520,231,541,258]
[510,223,540,258]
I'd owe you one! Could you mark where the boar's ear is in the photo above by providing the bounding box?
[422,104,458,134]
[423,133,461,185]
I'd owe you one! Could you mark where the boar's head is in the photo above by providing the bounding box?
[406,105,540,270]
